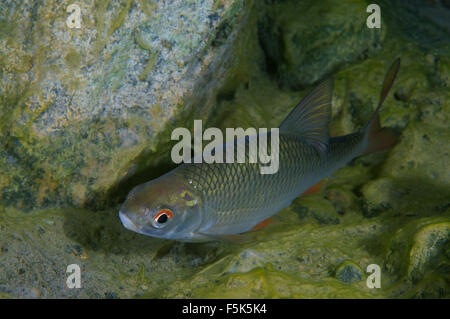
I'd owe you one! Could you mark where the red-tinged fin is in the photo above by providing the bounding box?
[250,217,275,231]
[301,179,328,196]
[361,58,401,156]
[361,121,398,155]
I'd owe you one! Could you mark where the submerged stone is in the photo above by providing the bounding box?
[0,0,251,208]
[334,260,364,284]
[258,0,385,89]
[407,222,450,283]
[292,195,340,225]
[361,177,395,218]
[384,217,450,285]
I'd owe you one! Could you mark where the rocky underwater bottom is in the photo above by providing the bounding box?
[1,156,449,298]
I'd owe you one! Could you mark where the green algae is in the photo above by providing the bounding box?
[0,0,255,210]
[177,267,377,299]
[64,48,82,70]
[1,185,449,298]
[384,217,450,282]
[407,222,450,283]
[258,0,386,89]
[139,50,160,81]
[93,1,111,55]
[334,260,364,284]
[138,0,157,19]
[134,30,153,51]
[109,0,133,36]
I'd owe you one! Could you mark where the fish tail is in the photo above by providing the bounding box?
[361,58,401,156]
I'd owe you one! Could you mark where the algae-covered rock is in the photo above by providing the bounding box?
[325,187,360,216]
[0,0,251,208]
[292,195,340,225]
[183,267,375,298]
[258,0,385,89]
[223,249,267,274]
[381,122,450,188]
[407,222,450,283]
[361,177,395,218]
[149,218,387,298]
[377,0,450,47]
[384,217,450,284]
[334,260,364,284]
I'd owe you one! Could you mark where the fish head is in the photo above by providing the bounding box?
[119,171,202,240]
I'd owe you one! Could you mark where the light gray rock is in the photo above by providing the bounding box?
[0,0,250,208]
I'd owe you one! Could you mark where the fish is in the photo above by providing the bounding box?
[119,59,401,242]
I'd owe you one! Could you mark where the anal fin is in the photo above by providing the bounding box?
[198,232,250,243]
[250,217,275,231]
[301,179,327,196]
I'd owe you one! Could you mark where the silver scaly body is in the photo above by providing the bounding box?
[174,131,365,235]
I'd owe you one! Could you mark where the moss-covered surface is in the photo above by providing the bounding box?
[258,0,386,89]
[0,0,251,209]
[1,185,448,298]
[1,0,449,298]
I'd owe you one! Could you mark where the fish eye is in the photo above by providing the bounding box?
[151,209,173,229]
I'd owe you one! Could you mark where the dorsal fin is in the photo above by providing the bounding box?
[279,78,334,153]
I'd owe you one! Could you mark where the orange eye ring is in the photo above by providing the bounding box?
[152,209,173,229]
[155,209,173,220]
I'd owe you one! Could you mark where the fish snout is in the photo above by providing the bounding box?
[119,209,165,238]
[119,210,140,232]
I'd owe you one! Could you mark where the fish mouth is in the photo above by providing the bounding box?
[119,210,168,238]
[119,211,141,233]
[119,211,163,238]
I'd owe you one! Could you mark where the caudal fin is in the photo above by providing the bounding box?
[361,58,401,155]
